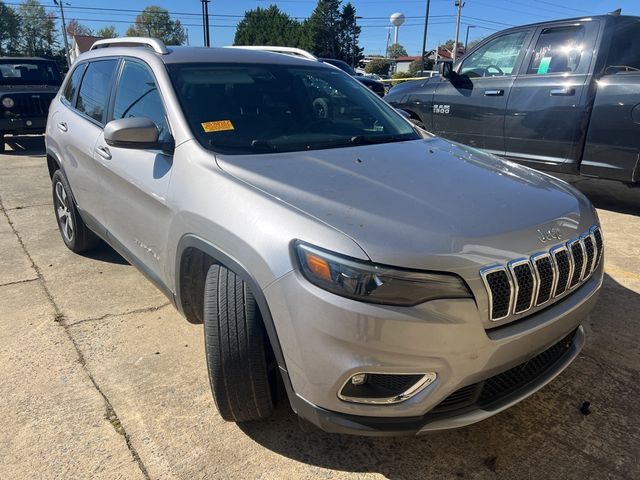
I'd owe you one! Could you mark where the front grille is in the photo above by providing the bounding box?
[432,329,577,413]
[481,225,602,321]
[483,268,512,320]
[2,93,55,117]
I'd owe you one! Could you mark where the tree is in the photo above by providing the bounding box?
[0,1,20,55]
[66,19,93,37]
[126,6,187,45]
[409,57,434,74]
[338,3,362,66]
[18,0,57,57]
[306,0,343,59]
[365,58,390,76]
[234,5,303,47]
[387,43,407,59]
[440,39,455,50]
[97,26,118,38]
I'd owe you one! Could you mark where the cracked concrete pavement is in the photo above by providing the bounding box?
[1,136,638,479]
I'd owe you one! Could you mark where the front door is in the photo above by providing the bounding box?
[432,29,533,155]
[504,21,601,169]
[94,59,174,285]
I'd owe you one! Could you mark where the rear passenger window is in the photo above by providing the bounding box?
[76,59,118,124]
[113,60,170,142]
[62,63,86,104]
[527,27,585,75]
[605,21,640,74]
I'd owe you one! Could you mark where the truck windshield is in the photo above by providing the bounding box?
[168,62,419,155]
[0,60,62,86]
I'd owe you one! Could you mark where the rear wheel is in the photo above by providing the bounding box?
[203,264,274,422]
[51,170,100,253]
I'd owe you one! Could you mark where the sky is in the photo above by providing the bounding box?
[27,0,640,56]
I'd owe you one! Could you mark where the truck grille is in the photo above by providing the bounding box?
[432,329,577,413]
[481,226,602,321]
[2,93,55,117]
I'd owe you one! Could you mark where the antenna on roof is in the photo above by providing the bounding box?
[608,8,622,16]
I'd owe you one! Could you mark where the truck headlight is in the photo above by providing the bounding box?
[2,97,15,109]
[295,242,472,306]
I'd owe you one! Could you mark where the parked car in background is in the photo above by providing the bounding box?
[320,58,386,97]
[385,13,640,184]
[1,57,62,152]
[46,37,603,436]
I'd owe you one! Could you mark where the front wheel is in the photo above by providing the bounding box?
[203,264,274,422]
[51,170,100,253]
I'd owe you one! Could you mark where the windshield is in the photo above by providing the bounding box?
[0,60,62,86]
[168,63,418,155]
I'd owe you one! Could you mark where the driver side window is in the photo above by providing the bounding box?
[460,31,529,78]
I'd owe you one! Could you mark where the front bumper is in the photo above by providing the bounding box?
[0,116,47,135]
[265,262,602,435]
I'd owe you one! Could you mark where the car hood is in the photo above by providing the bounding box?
[216,137,596,271]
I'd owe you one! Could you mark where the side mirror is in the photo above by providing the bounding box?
[438,62,453,79]
[104,117,165,150]
[395,108,412,120]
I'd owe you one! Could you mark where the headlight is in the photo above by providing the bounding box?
[295,242,472,306]
[2,97,14,109]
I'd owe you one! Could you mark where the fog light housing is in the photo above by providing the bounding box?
[339,372,437,404]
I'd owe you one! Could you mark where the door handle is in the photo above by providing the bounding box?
[95,145,112,160]
[484,89,504,96]
[57,122,68,132]
[550,87,575,96]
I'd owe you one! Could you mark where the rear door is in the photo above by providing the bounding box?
[55,59,119,232]
[504,20,601,169]
[432,29,533,155]
[95,58,174,284]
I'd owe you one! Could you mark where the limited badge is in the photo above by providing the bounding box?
[201,120,235,132]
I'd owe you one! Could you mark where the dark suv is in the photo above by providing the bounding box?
[1,57,62,152]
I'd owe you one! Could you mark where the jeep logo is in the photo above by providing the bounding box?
[538,227,562,243]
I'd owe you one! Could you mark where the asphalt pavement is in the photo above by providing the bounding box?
[1,135,638,479]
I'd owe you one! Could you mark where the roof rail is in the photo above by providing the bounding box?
[227,46,318,61]
[90,37,169,55]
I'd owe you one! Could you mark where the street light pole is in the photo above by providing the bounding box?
[352,16,362,68]
[53,0,71,68]
[464,25,475,52]
[452,0,464,62]
[201,0,210,47]
[420,0,431,72]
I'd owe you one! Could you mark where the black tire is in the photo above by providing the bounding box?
[203,264,274,422]
[0,132,5,153]
[51,170,100,253]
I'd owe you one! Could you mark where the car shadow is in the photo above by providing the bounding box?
[1,135,46,157]
[553,174,640,216]
[83,241,129,265]
[238,273,638,478]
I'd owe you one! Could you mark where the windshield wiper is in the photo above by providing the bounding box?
[348,134,413,145]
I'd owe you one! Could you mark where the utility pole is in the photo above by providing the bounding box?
[53,0,71,68]
[452,0,464,62]
[352,16,362,68]
[201,0,210,47]
[420,0,431,72]
[385,27,391,58]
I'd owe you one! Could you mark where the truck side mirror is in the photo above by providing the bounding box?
[438,62,453,79]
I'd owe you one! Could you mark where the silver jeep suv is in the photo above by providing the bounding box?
[45,38,603,435]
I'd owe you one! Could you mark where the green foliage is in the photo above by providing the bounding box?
[97,26,118,39]
[0,1,20,55]
[390,70,414,86]
[306,0,342,58]
[365,58,390,76]
[387,43,407,59]
[409,58,434,75]
[18,0,57,56]
[126,6,187,45]
[234,6,304,47]
[338,3,363,65]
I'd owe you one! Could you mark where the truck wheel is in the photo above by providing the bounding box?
[51,170,100,253]
[203,264,274,422]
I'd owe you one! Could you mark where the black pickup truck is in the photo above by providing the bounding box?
[1,57,62,152]
[385,13,640,184]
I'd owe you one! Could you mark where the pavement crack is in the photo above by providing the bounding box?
[0,277,39,288]
[0,194,152,480]
[68,303,172,327]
